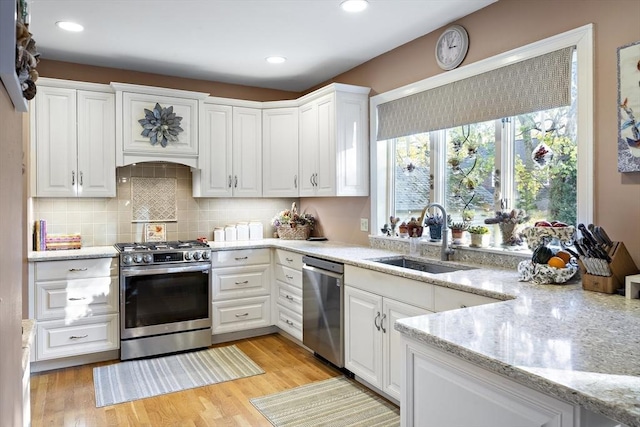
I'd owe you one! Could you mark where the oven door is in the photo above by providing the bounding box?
[120,263,212,339]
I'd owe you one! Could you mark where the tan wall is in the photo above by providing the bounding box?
[303,0,640,264]
[0,86,26,425]
[37,59,301,101]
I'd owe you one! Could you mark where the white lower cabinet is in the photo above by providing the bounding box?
[30,257,119,362]
[272,250,304,341]
[345,285,431,401]
[401,336,576,427]
[211,249,271,334]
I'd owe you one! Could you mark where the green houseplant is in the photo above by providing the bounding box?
[468,225,490,248]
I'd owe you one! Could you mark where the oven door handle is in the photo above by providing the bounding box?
[121,264,211,277]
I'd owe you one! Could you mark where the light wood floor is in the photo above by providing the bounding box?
[30,333,343,427]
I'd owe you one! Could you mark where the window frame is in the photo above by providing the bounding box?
[369,24,594,235]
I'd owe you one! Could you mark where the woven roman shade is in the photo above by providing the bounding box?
[377,46,575,141]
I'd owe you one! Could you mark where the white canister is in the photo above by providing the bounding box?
[236,222,249,241]
[224,225,237,242]
[213,227,225,242]
[249,221,263,240]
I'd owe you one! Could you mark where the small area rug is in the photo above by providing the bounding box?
[93,345,264,407]
[250,376,400,427]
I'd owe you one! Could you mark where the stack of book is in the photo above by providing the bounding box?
[33,220,47,251]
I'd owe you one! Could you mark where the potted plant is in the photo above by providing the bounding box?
[272,202,315,240]
[484,209,529,246]
[449,221,468,245]
[423,213,444,242]
[468,225,490,248]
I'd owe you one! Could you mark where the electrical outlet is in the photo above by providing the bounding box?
[360,218,369,232]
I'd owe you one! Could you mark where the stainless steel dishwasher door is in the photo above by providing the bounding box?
[302,257,344,368]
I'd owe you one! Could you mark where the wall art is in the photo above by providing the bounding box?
[617,40,640,172]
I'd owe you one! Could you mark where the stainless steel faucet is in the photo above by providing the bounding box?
[424,203,454,261]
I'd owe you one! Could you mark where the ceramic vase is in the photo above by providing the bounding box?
[428,224,442,242]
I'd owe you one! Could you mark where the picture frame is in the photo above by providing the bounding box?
[145,223,166,242]
[617,40,640,172]
[0,0,28,112]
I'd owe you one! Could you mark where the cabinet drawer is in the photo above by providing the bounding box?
[35,258,117,281]
[276,281,302,313]
[274,249,303,270]
[274,264,302,288]
[36,314,119,361]
[276,304,302,341]
[212,296,271,334]
[36,276,118,320]
[212,249,270,267]
[434,286,499,312]
[212,264,270,300]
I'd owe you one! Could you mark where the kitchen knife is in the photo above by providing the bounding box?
[578,224,611,261]
[593,227,612,252]
[597,226,615,248]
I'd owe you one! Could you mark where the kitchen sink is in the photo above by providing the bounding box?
[368,256,476,274]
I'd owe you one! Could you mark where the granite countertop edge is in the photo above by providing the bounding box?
[21,319,36,373]
[25,240,640,426]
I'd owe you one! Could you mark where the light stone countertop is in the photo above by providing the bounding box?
[26,239,640,426]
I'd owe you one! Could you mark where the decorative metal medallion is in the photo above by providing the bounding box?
[138,103,184,147]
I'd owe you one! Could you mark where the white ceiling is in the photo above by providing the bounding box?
[29,0,496,92]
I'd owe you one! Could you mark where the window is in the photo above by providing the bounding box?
[371,25,593,243]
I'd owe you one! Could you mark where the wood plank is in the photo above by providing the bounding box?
[30,334,342,427]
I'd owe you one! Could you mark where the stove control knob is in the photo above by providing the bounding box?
[201,251,211,260]
[184,252,192,261]
[122,255,133,265]
[193,251,202,260]
[143,254,153,264]
[134,254,143,264]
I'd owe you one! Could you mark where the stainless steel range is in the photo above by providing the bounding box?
[115,240,212,360]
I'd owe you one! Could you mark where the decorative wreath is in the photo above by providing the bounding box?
[138,103,184,147]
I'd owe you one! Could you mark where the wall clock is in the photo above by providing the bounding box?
[435,25,469,70]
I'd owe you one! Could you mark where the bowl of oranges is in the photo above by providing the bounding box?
[518,248,579,285]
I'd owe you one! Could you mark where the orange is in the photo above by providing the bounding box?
[555,250,572,264]
[548,256,566,268]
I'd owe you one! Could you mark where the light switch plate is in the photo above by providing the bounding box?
[360,218,368,232]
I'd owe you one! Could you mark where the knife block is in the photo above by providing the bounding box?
[581,241,639,294]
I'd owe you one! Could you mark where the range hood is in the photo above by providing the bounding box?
[111,82,209,168]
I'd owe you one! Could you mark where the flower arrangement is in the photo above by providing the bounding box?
[271,206,315,229]
[483,209,529,225]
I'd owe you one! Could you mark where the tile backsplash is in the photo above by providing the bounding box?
[31,163,296,247]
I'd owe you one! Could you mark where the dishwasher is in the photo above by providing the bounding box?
[302,256,345,368]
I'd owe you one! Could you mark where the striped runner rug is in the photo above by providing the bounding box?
[93,345,264,407]
[250,376,400,427]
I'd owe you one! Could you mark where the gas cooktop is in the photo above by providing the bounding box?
[114,240,209,252]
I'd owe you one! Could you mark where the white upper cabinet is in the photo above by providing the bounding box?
[111,82,209,168]
[193,100,262,198]
[298,84,370,197]
[262,107,299,197]
[33,80,116,197]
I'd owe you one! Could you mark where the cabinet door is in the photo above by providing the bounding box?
[232,107,262,197]
[35,86,78,197]
[315,93,336,196]
[298,101,318,196]
[382,298,431,401]
[262,108,299,197]
[77,90,116,197]
[335,92,369,196]
[402,338,575,427]
[344,286,383,388]
[194,103,233,197]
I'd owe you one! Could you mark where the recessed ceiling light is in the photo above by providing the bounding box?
[266,56,286,64]
[55,21,84,32]
[340,0,369,13]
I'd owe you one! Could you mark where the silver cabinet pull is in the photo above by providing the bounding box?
[285,294,294,301]
[79,171,83,186]
[374,311,381,331]
[381,313,387,333]
[285,274,294,280]
[294,174,297,188]
[228,175,232,188]
[234,175,238,188]
[68,268,88,272]
[235,280,249,285]
[71,170,75,186]
[285,257,293,263]
[235,312,249,317]
[309,174,314,186]
[68,297,86,301]
[234,256,248,261]
[460,304,468,308]
[285,319,294,326]
[69,335,88,340]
